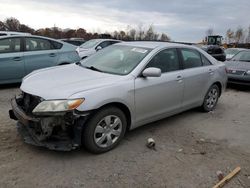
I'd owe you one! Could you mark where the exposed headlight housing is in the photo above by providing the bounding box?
[32,99,84,113]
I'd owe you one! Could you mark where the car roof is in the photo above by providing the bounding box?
[0,34,63,43]
[117,41,193,49]
[88,38,120,42]
[0,31,31,36]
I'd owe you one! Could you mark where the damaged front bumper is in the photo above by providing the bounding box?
[9,94,89,151]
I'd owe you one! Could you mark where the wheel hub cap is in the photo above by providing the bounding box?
[94,115,122,148]
[206,88,218,109]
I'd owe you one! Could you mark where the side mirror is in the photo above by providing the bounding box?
[142,67,161,77]
[96,46,102,51]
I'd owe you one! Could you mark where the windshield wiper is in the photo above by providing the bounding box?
[84,66,103,72]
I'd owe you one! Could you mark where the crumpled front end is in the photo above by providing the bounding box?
[9,92,88,151]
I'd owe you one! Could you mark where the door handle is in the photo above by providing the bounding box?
[49,53,56,57]
[208,69,214,75]
[13,57,22,61]
[176,75,183,82]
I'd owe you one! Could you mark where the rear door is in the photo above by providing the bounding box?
[135,48,184,124]
[24,37,59,74]
[178,48,212,108]
[0,37,25,83]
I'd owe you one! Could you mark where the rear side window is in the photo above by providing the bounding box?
[99,41,111,48]
[201,54,212,66]
[146,48,180,73]
[51,40,63,49]
[0,38,21,53]
[25,37,55,51]
[181,48,202,69]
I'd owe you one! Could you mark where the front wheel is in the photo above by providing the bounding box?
[201,84,220,112]
[83,107,127,153]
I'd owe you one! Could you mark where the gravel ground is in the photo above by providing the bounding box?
[0,84,249,188]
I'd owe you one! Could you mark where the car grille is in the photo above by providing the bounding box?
[20,92,42,114]
[228,70,246,75]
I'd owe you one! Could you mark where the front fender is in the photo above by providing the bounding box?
[69,79,136,125]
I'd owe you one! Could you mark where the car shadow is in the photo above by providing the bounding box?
[227,84,250,92]
[0,83,20,89]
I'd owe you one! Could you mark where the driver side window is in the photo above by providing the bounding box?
[146,48,180,73]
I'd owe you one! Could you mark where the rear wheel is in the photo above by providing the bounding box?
[83,107,127,153]
[201,84,220,112]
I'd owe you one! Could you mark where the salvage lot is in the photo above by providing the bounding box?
[0,85,250,188]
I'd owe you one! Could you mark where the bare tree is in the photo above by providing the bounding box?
[235,27,244,43]
[0,17,173,42]
[137,23,144,40]
[113,31,119,39]
[144,25,155,40]
[160,33,170,41]
[76,28,87,38]
[129,29,136,40]
[245,26,250,43]
[119,31,126,40]
[4,17,20,31]
[226,29,234,44]
[19,24,34,34]
[0,21,6,30]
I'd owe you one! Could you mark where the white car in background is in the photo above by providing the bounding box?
[76,39,121,59]
[0,31,31,37]
[225,48,247,60]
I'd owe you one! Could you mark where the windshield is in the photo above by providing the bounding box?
[79,39,101,49]
[80,45,152,75]
[231,51,250,62]
[225,48,241,55]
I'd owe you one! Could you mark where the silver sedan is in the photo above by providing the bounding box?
[10,42,227,153]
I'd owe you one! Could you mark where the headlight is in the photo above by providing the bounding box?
[246,70,250,75]
[33,99,84,113]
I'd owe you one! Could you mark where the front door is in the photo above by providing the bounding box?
[134,48,184,124]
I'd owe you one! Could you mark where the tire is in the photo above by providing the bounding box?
[201,84,220,112]
[83,107,127,154]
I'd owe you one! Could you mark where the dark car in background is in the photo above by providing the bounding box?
[61,38,85,46]
[201,45,226,61]
[226,50,250,86]
[198,35,226,62]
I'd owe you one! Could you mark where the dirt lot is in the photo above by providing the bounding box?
[0,84,249,188]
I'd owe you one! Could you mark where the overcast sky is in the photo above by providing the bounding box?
[0,0,249,42]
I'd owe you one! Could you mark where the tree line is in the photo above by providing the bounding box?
[206,26,250,44]
[0,17,171,41]
[225,26,250,44]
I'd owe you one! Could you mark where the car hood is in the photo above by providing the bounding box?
[21,64,125,100]
[226,60,250,70]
